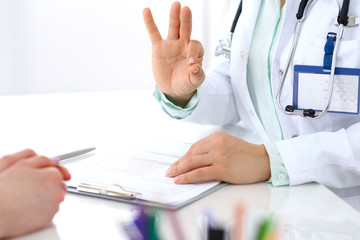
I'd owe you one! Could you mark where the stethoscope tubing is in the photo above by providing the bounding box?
[276,0,350,119]
[217,0,351,119]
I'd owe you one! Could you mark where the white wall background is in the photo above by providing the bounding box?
[0,0,231,95]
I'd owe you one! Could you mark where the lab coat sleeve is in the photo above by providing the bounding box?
[276,123,360,188]
[153,85,200,120]
[183,56,241,126]
[265,142,290,186]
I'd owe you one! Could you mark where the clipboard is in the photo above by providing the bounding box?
[67,181,227,210]
[64,140,227,209]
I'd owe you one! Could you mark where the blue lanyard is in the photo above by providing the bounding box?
[324,32,337,71]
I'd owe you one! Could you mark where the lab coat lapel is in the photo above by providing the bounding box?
[230,0,270,142]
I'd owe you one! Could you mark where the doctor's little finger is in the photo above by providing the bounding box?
[180,6,192,41]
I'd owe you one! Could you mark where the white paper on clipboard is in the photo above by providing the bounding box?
[65,140,225,209]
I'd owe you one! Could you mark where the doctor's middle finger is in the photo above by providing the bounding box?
[166,154,212,178]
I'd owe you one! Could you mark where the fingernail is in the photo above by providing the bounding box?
[174,176,181,183]
[191,64,200,73]
[166,167,173,177]
[188,57,195,64]
[51,157,60,163]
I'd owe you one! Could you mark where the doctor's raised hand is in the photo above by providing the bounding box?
[144,2,272,185]
[143,2,205,107]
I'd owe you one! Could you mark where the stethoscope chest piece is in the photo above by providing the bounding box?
[215,33,233,59]
[214,0,242,60]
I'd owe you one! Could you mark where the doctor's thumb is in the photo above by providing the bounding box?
[189,64,205,88]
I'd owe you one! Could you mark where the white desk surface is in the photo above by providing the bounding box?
[0,90,359,240]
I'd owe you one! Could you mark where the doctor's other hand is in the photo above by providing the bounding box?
[143,2,205,107]
[0,150,70,239]
[166,131,271,184]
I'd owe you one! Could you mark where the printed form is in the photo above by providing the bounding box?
[65,141,223,207]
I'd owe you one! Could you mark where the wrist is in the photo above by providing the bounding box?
[164,91,196,108]
[257,144,271,181]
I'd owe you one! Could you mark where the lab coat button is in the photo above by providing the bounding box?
[240,51,245,57]
[278,173,286,181]
[279,69,284,76]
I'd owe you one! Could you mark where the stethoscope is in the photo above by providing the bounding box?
[215,0,352,119]
[214,0,242,58]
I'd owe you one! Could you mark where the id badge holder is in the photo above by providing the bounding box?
[293,66,360,115]
[292,32,360,115]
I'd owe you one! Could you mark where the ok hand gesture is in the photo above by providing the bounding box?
[143,2,205,107]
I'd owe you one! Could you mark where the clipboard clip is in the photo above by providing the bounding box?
[77,183,141,199]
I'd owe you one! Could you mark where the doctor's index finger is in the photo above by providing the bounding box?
[187,40,204,63]
[143,8,162,44]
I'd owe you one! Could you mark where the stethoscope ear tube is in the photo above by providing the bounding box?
[230,0,243,33]
[296,0,310,19]
[338,0,350,25]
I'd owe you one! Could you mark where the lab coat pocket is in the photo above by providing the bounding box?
[299,112,360,134]
[297,37,360,69]
[336,40,360,68]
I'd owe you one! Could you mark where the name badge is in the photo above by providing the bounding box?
[293,65,360,115]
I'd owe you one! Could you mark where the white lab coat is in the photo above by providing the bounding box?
[185,0,360,193]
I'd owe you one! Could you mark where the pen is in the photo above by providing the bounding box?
[52,147,96,161]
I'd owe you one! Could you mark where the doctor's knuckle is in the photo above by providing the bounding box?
[186,157,196,167]
[215,149,228,158]
[212,131,226,138]
[195,168,208,177]
[213,137,228,149]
